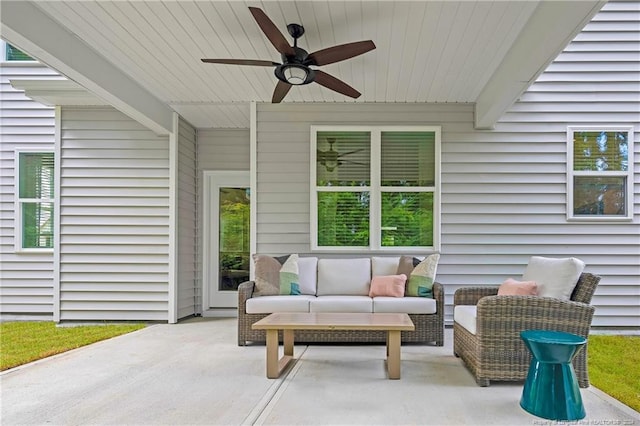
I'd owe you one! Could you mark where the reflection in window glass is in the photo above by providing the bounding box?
[22,202,53,248]
[573,177,626,216]
[573,131,628,172]
[218,188,250,291]
[316,131,370,187]
[317,191,369,247]
[381,131,435,187]
[5,44,33,61]
[381,192,433,247]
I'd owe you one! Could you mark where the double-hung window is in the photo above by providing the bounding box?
[311,126,440,251]
[16,151,55,250]
[567,127,634,220]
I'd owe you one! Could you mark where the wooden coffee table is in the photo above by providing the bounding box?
[251,312,415,379]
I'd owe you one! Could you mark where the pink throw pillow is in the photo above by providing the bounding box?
[498,278,538,296]
[369,274,407,298]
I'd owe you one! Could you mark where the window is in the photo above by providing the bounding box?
[16,151,55,250]
[2,41,34,61]
[311,126,440,251]
[567,127,634,220]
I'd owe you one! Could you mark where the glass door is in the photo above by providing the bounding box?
[204,171,250,309]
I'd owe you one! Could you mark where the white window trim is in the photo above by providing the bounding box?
[14,148,55,253]
[310,125,441,253]
[567,126,634,222]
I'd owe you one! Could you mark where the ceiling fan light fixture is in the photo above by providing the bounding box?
[275,64,315,85]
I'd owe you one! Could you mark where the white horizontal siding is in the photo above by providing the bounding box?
[196,129,250,311]
[59,106,170,321]
[494,0,640,327]
[177,117,198,319]
[197,129,250,171]
[254,2,640,327]
[0,63,62,320]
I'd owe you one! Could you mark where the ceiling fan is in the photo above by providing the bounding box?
[201,7,376,103]
[317,138,366,172]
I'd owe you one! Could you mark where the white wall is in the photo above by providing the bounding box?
[197,129,250,311]
[58,106,170,321]
[176,117,198,319]
[0,63,62,319]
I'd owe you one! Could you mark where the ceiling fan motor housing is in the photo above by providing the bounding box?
[275,46,315,85]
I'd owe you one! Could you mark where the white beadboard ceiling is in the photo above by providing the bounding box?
[2,1,606,130]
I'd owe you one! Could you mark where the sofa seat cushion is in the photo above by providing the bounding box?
[309,296,373,313]
[246,295,315,314]
[373,296,436,314]
[317,258,371,296]
[454,305,477,335]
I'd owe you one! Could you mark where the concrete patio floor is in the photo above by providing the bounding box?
[1,317,638,425]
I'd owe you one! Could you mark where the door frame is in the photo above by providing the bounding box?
[202,170,250,315]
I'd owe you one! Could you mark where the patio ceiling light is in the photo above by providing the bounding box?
[275,64,314,86]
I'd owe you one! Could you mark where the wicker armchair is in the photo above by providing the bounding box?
[453,272,601,388]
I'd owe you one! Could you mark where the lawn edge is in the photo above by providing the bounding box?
[587,385,640,418]
[0,324,156,376]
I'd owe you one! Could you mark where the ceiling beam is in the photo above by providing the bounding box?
[474,0,606,130]
[10,80,107,106]
[0,0,174,135]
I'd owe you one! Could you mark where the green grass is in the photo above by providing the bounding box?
[588,334,640,412]
[0,322,145,371]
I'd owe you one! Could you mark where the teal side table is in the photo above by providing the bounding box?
[520,330,587,421]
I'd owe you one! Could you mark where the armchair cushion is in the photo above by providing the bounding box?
[454,305,477,334]
[522,257,585,300]
[498,278,538,296]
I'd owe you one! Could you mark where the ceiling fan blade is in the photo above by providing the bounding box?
[272,80,292,103]
[306,40,375,66]
[201,59,279,66]
[249,7,295,56]
[313,70,361,99]
[338,148,365,157]
[342,160,368,166]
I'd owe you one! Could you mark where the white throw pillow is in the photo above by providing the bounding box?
[522,256,585,300]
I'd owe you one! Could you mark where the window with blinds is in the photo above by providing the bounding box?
[312,126,441,251]
[567,127,634,220]
[4,43,34,61]
[17,152,55,249]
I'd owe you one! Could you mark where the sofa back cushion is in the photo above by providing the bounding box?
[371,256,401,277]
[317,258,371,296]
[297,257,318,295]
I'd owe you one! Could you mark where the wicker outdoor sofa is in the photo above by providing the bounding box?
[237,255,444,346]
[453,271,601,388]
